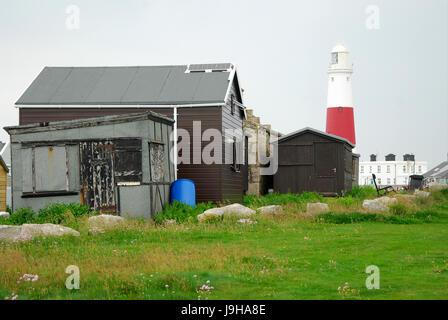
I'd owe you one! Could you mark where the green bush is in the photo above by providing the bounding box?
[390,203,408,216]
[1,207,36,225]
[6,205,12,215]
[153,201,215,224]
[344,186,377,200]
[0,203,92,226]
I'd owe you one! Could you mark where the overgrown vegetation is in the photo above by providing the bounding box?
[1,187,447,299]
[0,203,94,228]
[153,201,215,224]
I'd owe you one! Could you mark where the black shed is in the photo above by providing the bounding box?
[273,127,357,196]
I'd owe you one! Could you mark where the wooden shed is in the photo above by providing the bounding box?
[14,63,247,204]
[273,127,357,196]
[5,112,175,218]
[0,155,8,212]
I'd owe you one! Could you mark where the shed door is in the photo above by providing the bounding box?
[80,141,116,213]
[312,142,338,194]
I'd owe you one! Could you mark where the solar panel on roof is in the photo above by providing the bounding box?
[186,63,233,73]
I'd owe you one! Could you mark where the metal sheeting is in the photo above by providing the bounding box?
[16,65,232,105]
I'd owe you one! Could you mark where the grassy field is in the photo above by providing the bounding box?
[1,188,448,300]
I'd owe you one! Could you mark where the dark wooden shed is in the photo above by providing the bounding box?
[273,127,357,196]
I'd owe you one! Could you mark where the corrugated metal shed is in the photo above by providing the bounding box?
[16,66,232,105]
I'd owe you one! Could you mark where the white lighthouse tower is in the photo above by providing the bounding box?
[325,43,356,145]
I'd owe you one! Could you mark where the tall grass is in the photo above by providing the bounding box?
[153,201,215,224]
[244,191,323,208]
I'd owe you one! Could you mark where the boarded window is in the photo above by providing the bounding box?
[114,139,142,183]
[149,142,165,182]
[21,145,70,193]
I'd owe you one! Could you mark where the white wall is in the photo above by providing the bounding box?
[359,160,428,186]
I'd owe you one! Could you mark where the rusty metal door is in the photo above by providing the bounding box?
[312,142,338,195]
[80,141,116,213]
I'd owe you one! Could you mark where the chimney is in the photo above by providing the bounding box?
[385,154,396,161]
[370,154,377,162]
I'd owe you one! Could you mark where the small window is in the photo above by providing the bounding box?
[418,166,422,173]
[230,94,235,115]
[378,178,382,185]
[149,142,165,182]
[403,165,406,173]
[377,165,381,173]
[231,137,240,172]
[369,166,372,173]
[331,52,338,64]
[387,165,390,173]
[387,178,391,185]
[21,145,75,195]
[360,166,364,173]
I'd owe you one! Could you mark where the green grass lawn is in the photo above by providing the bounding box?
[1,188,448,300]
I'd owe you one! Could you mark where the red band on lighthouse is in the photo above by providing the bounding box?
[326,107,356,145]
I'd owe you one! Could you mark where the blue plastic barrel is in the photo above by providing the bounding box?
[170,179,196,207]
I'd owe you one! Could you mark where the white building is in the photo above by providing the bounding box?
[359,153,428,187]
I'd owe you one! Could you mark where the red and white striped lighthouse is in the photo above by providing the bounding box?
[326,44,356,145]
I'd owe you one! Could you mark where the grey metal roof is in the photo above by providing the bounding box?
[4,111,174,135]
[274,127,355,148]
[16,65,235,105]
[424,161,448,177]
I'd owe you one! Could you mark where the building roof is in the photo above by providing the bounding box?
[16,64,241,106]
[0,142,10,167]
[4,111,174,135]
[274,127,355,148]
[0,155,8,173]
[424,161,448,178]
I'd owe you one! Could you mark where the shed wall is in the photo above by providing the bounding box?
[10,117,174,218]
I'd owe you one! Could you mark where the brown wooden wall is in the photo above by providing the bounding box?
[0,167,7,212]
[274,131,353,196]
[221,84,245,204]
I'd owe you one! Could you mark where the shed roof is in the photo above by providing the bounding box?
[16,64,240,106]
[0,155,8,173]
[274,127,355,148]
[424,161,448,178]
[4,111,174,135]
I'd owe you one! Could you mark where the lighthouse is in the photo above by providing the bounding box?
[325,44,356,145]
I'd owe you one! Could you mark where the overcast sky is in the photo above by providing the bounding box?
[0,0,447,168]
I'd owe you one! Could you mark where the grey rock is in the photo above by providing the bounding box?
[0,224,80,242]
[414,190,430,198]
[197,204,256,221]
[376,197,398,206]
[362,199,388,212]
[0,225,22,241]
[257,205,283,216]
[87,214,125,229]
[306,203,330,215]
[222,203,256,218]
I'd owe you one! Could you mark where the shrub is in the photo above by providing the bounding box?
[6,205,12,214]
[390,203,408,216]
[0,203,92,226]
[153,201,215,224]
[2,207,36,225]
[344,186,377,200]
